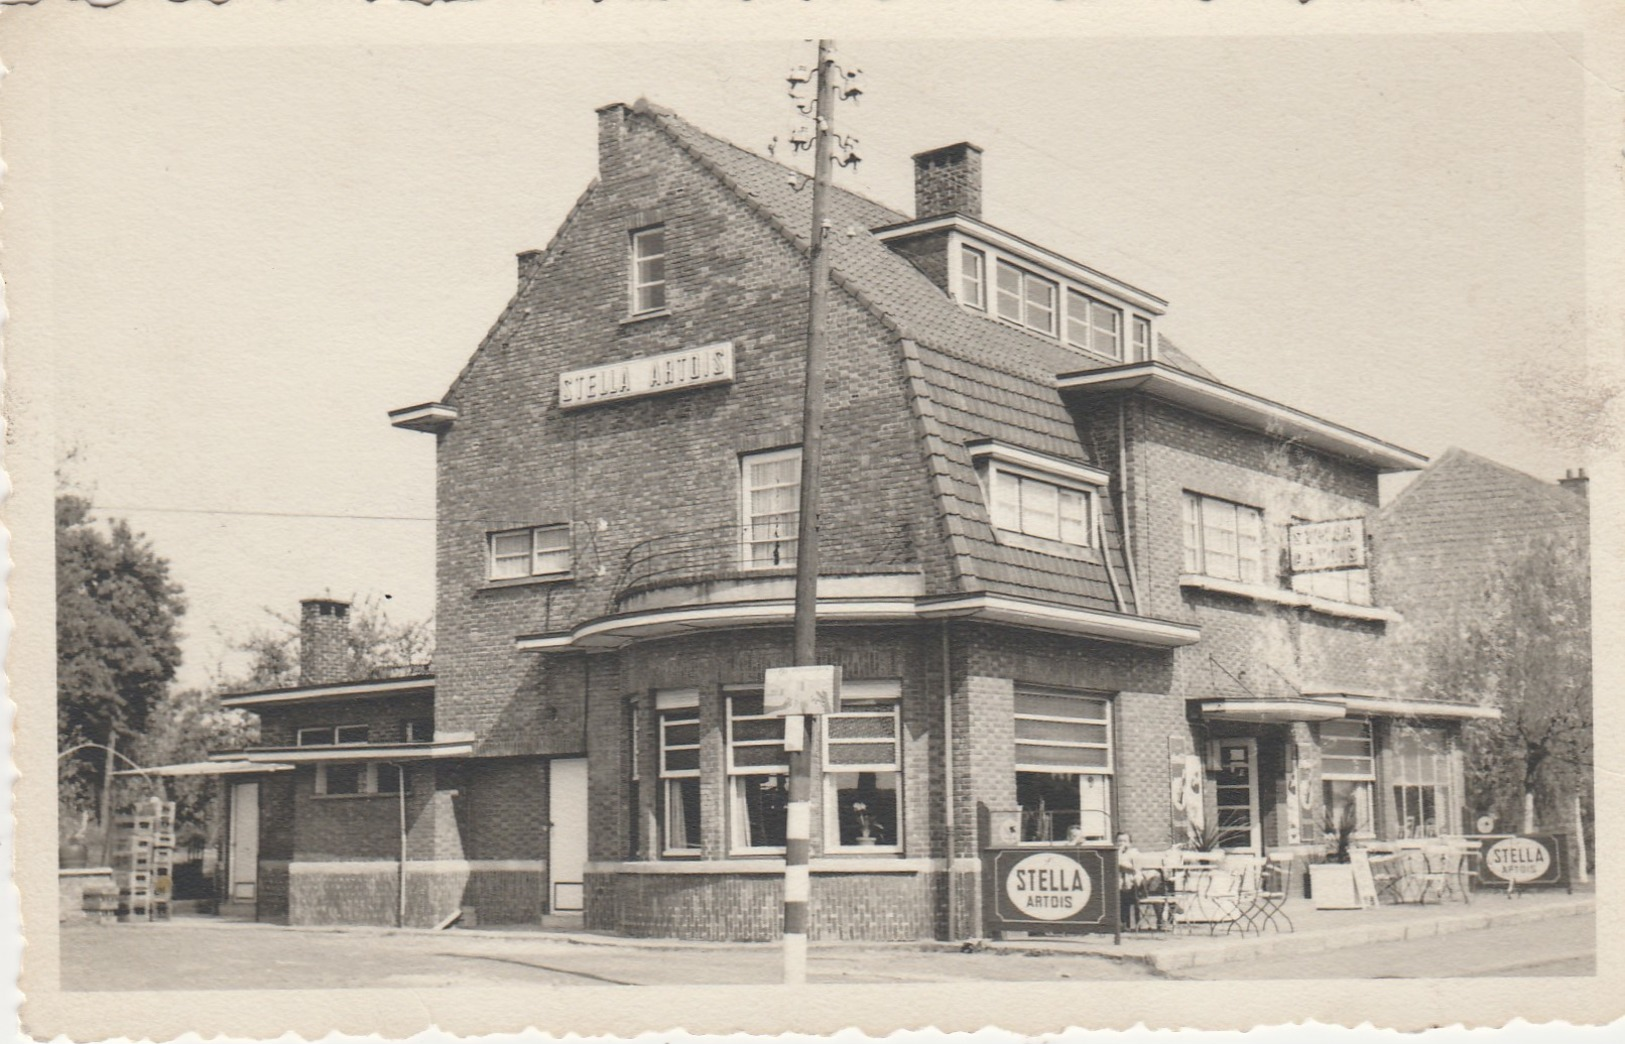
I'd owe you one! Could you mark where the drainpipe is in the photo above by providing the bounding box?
[395,763,408,928]
[940,620,957,940]
[1117,401,1143,612]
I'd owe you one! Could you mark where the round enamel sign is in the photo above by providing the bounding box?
[1005,851,1092,921]
[1484,837,1551,883]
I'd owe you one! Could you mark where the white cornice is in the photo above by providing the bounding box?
[220,736,475,763]
[1058,362,1428,473]
[872,214,1168,315]
[966,440,1111,488]
[221,676,435,709]
[516,592,1199,652]
[389,402,458,433]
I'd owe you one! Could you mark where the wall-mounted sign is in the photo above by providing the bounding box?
[763,665,841,717]
[1288,517,1367,573]
[983,846,1120,940]
[558,341,734,410]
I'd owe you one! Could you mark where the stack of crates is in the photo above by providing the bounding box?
[112,797,176,921]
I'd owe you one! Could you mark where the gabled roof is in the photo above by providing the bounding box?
[1377,447,1586,545]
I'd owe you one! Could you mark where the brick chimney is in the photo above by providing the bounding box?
[299,598,351,686]
[913,142,984,221]
[597,102,633,177]
[1559,467,1588,499]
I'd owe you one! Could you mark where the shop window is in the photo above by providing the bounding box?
[726,691,788,853]
[1065,289,1122,359]
[741,448,800,570]
[657,690,702,856]
[823,682,902,851]
[1391,725,1453,838]
[1013,688,1113,843]
[1319,719,1375,837]
[630,225,667,315]
[960,245,987,310]
[314,762,399,797]
[488,524,571,581]
[995,259,1057,335]
[297,724,369,747]
[1183,492,1265,584]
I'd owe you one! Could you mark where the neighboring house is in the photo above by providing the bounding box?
[1373,448,1590,838]
[222,100,1497,939]
[212,599,453,925]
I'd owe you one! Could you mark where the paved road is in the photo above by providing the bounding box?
[59,922,1158,990]
[1168,913,1595,980]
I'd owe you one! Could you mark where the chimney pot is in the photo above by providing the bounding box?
[299,598,351,687]
[912,142,984,221]
[1559,467,1589,499]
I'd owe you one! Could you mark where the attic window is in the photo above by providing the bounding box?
[970,442,1108,561]
[1065,289,1121,359]
[995,260,1057,336]
[631,226,668,316]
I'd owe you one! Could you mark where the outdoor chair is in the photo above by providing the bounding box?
[1128,853,1180,932]
[1415,842,1473,904]
[1239,852,1295,934]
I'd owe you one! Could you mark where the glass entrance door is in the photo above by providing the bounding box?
[1210,738,1260,852]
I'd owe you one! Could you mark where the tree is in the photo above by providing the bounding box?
[57,493,187,814]
[1416,528,1591,845]
[125,687,259,846]
[214,594,433,693]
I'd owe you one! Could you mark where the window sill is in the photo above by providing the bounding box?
[590,857,934,875]
[480,573,574,593]
[620,309,672,327]
[1178,574,1400,623]
[311,792,401,801]
[994,530,1101,563]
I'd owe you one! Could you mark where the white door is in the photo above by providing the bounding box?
[1210,739,1261,853]
[228,782,259,902]
[548,758,589,912]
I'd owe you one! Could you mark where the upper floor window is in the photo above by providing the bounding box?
[1065,289,1121,359]
[741,448,800,569]
[630,226,667,315]
[1182,492,1264,584]
[993,471,1091,548]
[1132,316,1153,361]
[297,724,369,747]
[995,259,1057,335]
[960,245,987,310]
[489,524,571,581]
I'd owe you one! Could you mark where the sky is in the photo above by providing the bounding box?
[12,14,1594,692]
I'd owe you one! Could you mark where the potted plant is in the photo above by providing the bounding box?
[851,801,879,845]
[1308,803,1362,909]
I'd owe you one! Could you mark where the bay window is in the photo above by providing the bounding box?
[657,689,702,855]
[1014,688,1114,843]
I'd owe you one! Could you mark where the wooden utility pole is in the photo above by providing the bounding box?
[98,729,118,868]
[783,38,837,986]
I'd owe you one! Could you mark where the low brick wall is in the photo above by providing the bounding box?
[59,868,116,924]
[586,865,944,941]
[465,865,547,925]
[284,860,546,927]
[257,860,290,924]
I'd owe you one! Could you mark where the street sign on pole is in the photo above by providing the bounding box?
[764,665,841,718]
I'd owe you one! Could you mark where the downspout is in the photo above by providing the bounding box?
[939,620,957,940]
[1117,400,1143,613]
[1097,505,1127,613]
[395,763,408,928]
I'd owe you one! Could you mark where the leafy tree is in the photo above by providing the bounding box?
[1416,528,1591,846]
[57,493,187,814]
[125,688,259,846]
[215,593,433,693]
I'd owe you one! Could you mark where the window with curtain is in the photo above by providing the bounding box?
[726,691,788,853]
[657,691,702,855]
[1319,718,1375,837]
[822,683,902,851]
[1391,725,1453,838]
[1013,688,1114,843]
[741,448,800,569]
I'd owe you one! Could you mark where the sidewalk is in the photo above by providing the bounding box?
[979,887,1595,973]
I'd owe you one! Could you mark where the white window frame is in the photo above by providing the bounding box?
[971,443,1105,559]
[314,762,401,797]
[740,447,801,571]
[1132,316,1153,361]
[1389,724,1455,838]
[726,690,790,855]
[296,724,370,748]
[994,259,1058,336]
[960,245,987,310]
[1319,718,1376,838]
[656,689,703,857]
[630,225,668,316]
[1065,288,1122,360]
[488,524,571,582]
[821,681,903,854]
[1183,492,1266,584]
[1013,688,1114,845]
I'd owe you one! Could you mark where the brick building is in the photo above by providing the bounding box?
[219,100,1498,938]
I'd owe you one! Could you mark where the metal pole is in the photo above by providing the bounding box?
[784,38,836,986]
[397,764,408,928]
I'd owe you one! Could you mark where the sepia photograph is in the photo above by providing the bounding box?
[4,2,1619,1039]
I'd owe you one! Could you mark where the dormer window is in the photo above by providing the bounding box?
[995,259,1057,336]
[971,441,1108,561]
[1065,289,1121,359]
[960,245,987,310]
[1132,316,1153,361]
